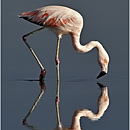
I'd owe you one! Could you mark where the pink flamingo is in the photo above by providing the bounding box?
[19,5,109,103]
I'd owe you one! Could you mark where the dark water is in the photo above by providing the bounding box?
[2,0,129,130]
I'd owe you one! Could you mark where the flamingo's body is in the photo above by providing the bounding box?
[19,6,83,36]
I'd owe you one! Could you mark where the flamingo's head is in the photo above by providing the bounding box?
[97,48,109,79]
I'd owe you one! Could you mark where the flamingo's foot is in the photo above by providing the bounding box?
[22,118,27,125]
[39,69,46,80]
[55,58,60,66]
[55,96,60,105]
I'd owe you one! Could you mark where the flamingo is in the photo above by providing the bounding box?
[19,5,109,78]
[19,5,109,104]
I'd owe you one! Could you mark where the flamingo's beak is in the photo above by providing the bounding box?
[97,71,106,79]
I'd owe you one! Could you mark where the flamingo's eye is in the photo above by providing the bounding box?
[104,60,108,63]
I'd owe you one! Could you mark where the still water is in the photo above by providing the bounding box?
[2,0,128,130]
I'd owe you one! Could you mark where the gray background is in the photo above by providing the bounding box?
[2,0,128,130]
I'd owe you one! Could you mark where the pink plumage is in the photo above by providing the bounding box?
[19,6,83,35]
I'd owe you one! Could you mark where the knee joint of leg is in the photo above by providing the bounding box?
[22,35,27,42]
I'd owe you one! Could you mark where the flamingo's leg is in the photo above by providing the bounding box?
[55,35,61,66]
[22,27,46,78]
[55,35,61,104]
[55,66,61,126]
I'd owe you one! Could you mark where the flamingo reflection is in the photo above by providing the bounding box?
[22,82,109,130]
[55,82,109,130]
[23,79,46,125]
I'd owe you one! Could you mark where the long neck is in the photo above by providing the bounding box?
[70,109,105,130]
[71,34,103,53]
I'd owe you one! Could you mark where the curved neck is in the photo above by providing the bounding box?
[71,34,103,53]
[70,109,105,130]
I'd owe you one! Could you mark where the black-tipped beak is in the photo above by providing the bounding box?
[97,71,106,79]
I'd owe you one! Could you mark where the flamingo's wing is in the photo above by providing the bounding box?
[19,6,82,29]
[19,9,50,26]
[19,6,74,27]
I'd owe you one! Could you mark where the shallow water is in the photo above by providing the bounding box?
[2,0,129,130]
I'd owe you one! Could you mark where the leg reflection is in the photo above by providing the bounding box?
[23,80,46,125]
